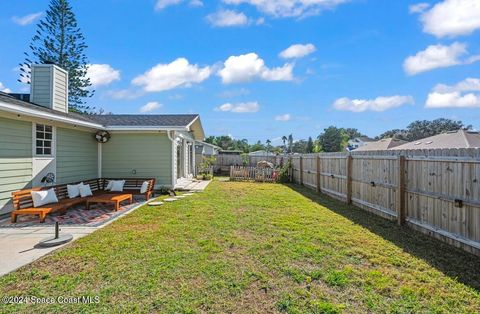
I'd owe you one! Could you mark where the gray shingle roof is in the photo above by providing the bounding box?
[0,92,96,124]
[391,130,480,150]
[86,114,199,127]
[0,92,199,128]
[353,138,408,151]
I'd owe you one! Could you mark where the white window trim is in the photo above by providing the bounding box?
[32,122,56,158]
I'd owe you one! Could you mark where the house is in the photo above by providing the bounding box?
[353,138,407,151]
[391,129,480,150]
[248,150,276,157]
[347,136,374,150]
[195,141,221,156]
[194,141,221,167]
[0,64,205,215]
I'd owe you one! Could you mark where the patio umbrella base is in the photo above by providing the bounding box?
[37,234,73,248]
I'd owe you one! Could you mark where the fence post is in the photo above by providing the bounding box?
[288,156,293,182]
[229,166,233,180]
[346,155,353,204]
[396,155,406,226]
[316,154,321,193]
[299,156,304,185]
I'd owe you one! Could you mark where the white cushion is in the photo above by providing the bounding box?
[140,181,149,194]
[105,180,113,191]
[110,180,125,192]
[31,188,59,208]
[79,184,93,197]
[67,182,83,199]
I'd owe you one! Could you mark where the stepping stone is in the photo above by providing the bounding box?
[183,193,194,196]
[148,201,163,206]
[175,195,186,199]
[164,198,177,202]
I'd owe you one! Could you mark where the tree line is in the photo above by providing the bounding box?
[205,118,471,154]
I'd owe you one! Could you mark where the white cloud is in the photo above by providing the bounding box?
[218,53,293,84]
[403,42,476,75]
[155,0,203,10]
[189,0,203,7]
[222,0,349,18]
[275,113,291,121]
[420,0,480,38]
[279,43,316,59]
[132,58,211,92]
[206,9,249,27]
[409,3,430,14]
[140,101,163,113]
[0,82,12,93]
[155,0,182,10]
[107,89,144,100]
[12,12,42,26]
[215,101,260,113]
[333,95,414,112]
[426,92,480,108]
[433,78,480,93]
[426,78,480,108]
[87,64,120,87]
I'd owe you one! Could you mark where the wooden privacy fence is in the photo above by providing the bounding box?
[213,154,283,174]
[290,149,480,256]
[230,166,277,182]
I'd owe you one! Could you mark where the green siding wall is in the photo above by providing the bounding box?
[0,117,32,214]
[102,133,172,186]
[56,127,98,184]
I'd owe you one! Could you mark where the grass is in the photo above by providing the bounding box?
[1,180,480,313]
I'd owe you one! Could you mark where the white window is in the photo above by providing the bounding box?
[35,124,53,155]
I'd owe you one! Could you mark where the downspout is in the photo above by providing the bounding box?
[167,130,176,188]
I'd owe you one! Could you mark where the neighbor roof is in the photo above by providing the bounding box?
[392,130,480,150]
[353,138,407,151]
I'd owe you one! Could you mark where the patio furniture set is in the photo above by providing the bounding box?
[10,178,155,223]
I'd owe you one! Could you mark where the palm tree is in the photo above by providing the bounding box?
[266,139,272,156]
[288,134,293,153]
[281,135,287,154]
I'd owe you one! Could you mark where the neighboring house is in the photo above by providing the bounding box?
[248,150,276,157]
[353,138,407,151]
[0,64,205,215]
[391,129,480,150]
[195,141,221,156]
[194,141,221,168]
[348,136,374,150]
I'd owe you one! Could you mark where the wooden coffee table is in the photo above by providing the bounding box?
[86,194,133,211]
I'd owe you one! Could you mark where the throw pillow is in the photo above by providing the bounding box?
[140,181,149,194]
[67,182,83,198]
[110,180,125,192]
[31,188,59,207]
[79,184,93,197]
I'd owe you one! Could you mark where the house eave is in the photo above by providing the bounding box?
[0,100,103,130]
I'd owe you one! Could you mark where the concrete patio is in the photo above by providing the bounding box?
[0,199,147,276]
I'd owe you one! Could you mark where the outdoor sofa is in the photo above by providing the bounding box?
[10,178,155,223]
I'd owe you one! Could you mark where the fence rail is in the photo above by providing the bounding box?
[229,166,278,182]
[288,148,480,256]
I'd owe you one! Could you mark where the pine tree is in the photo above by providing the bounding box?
[19,0,94,112]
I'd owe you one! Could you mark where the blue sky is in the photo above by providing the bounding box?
[1,0,480,144]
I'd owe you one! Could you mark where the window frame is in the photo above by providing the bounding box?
[33,123,55,157]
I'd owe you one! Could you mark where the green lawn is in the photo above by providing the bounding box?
[1,180,480,313]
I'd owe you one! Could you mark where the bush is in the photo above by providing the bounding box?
[278,160,291,183]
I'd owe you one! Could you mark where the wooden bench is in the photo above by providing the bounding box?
[11,178,155,223]
[102,178,155,200]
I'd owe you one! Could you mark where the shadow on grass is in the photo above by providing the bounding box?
[285,183,480,292]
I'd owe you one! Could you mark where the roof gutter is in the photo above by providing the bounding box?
[0,101,103,129]
[105,125,189,131]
